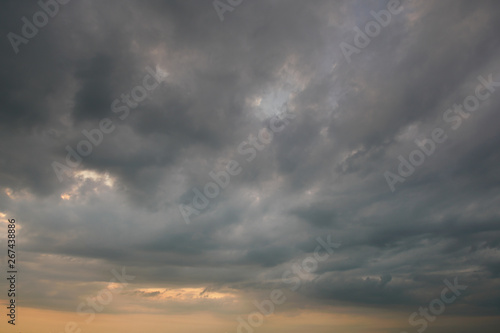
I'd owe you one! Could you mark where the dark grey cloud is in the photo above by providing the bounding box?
[1,0,500,331]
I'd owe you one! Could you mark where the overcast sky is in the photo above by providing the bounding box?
[1,0,500,332]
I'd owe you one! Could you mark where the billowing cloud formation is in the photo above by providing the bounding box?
[1,0,500,332]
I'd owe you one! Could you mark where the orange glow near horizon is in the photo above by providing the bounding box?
[1,300,499,333]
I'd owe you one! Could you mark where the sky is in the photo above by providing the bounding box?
[1,0,500,332]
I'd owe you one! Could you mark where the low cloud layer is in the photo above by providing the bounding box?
[1,0,500,332]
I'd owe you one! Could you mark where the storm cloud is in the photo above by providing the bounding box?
[1,0,500,332]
